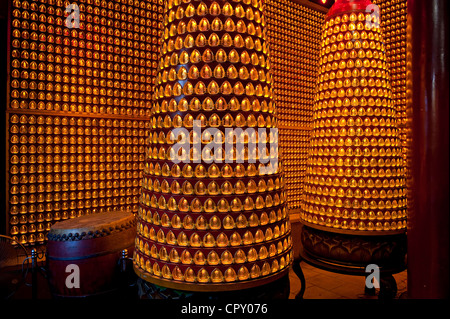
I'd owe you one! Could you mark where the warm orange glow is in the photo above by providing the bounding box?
[132,0,292,290]
[7,0,162,246]
[299,0,407,233]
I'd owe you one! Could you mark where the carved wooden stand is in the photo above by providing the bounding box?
[294,225,407,300]
[136,274,290,300]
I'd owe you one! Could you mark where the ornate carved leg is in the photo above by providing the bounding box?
[292,258,306,300]
[378,274,398,300]
[364,275,377,296]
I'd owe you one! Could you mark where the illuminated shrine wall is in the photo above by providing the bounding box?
[3,0,407,246]
[266,0,408,214]
[5,0,164,246]
[372,0,408,172]
[266,0,324,213]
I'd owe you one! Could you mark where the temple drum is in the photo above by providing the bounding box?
[46,211,136,298]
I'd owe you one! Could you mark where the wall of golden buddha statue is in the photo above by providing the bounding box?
[2,0,407,247]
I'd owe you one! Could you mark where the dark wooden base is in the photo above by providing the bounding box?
[296,225,407,299]
[136,273,291,300]
[301,225,407,273]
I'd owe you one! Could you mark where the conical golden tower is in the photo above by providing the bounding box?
[300,0,407,269]
[133,0,292,292]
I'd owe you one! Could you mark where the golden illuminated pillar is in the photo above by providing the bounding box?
[133,0,292,292]
[299,0,407,273]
